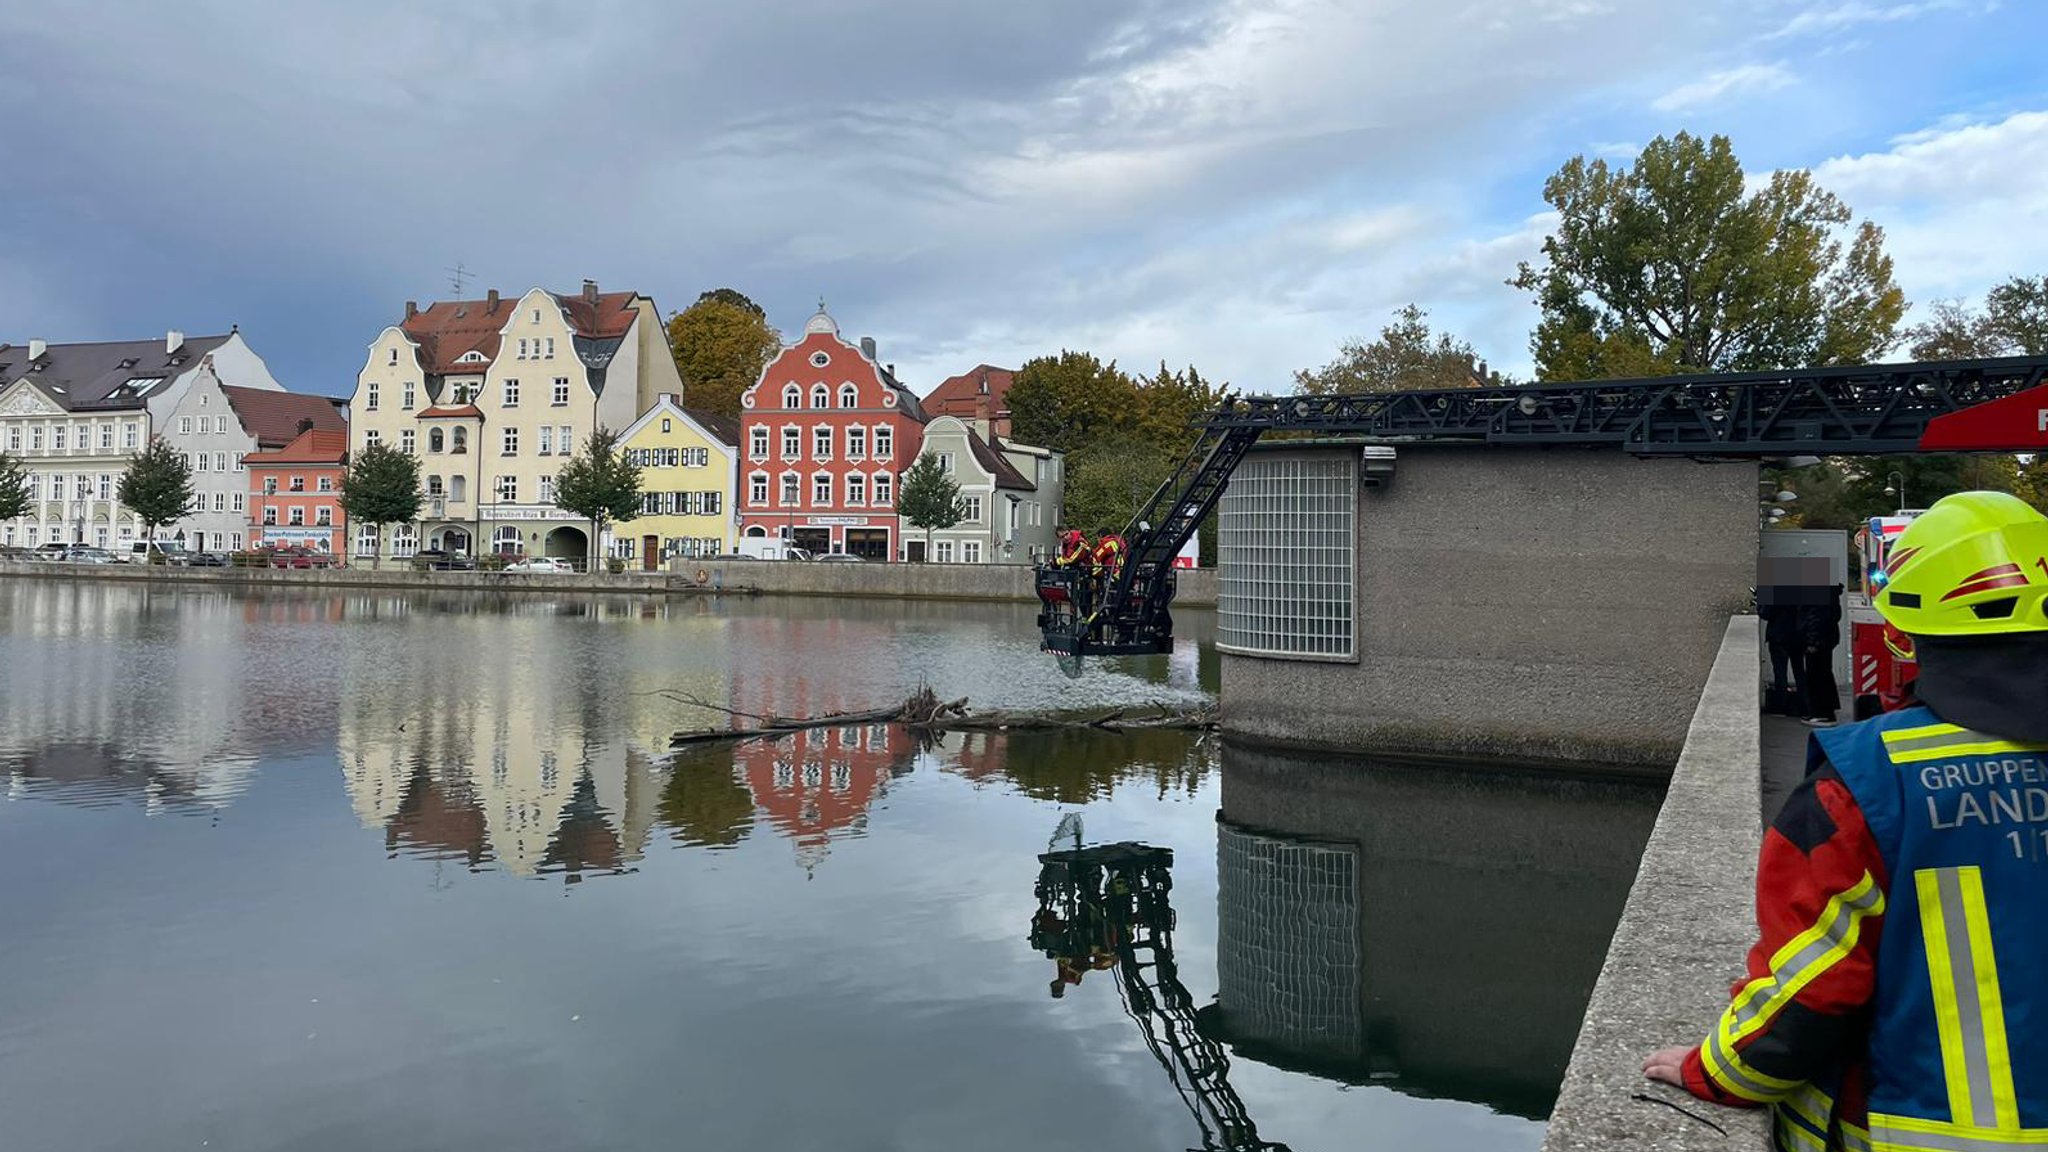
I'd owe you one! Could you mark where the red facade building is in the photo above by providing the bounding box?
[737,309,926,560]
[245,427,350,555]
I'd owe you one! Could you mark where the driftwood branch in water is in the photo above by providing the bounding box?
[666,684,1215,747]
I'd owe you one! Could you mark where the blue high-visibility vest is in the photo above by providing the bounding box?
[1814,704,2048,1152]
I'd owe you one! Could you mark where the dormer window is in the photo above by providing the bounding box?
[389,347,398,366]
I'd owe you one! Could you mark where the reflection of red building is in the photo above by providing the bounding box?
[727,667,909,872]
[737,307,927,561]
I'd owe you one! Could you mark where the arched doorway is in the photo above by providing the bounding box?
[433,527,471,555]
[544,526,588,567]
[744,525,767,538]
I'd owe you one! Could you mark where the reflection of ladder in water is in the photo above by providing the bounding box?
[1035,845,1290,1152]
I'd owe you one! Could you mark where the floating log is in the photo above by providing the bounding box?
[659,685,1215,748]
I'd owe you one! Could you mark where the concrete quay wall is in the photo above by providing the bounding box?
[0,560,674,596]
[1541,617,1768,1151]
[668,558,1220,607]
[1220,445,1758,769]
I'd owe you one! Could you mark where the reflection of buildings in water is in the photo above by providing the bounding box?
[335,622,662,879]
[0,582,292,812]
[1200,743,1661,1119]
[938,728,1214,805]
[725,666,910,872]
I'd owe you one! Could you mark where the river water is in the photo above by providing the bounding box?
[0,580,1661,1152]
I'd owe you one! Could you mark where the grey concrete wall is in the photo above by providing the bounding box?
[1220,444,1757,769]
[672,558,1220,607]
[1542,617,1768,1151]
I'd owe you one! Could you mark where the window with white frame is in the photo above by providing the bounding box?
[317,476,332,492]
[539,426,554,456]
[178,417,192,435]
[234,454,245,472]
[780,473,799,506]
[263,477,278,495]
[812,473,832,506]
[935,540,955,563]
[495,475,517,502]
[518,338,530,360]
[232,493,244,513]
[781,426,800,459]
[262,506,278,525]
[539,475,555,505]
[557,425,571,453]
[846,474,866,506]
[392,525,418,557]
[356,525,378,557]
[196,453,210,473]
[810,384,829,409]
[426,474,444,498]
[365,430,381,447]
[451,427,467,453]
[5,428,17,451]
[211,492,225,512]
[961,494,982,522]
[545,337,555,358]
[124,423,139,449]
[502,427,518,455]
[932,451,954,474]
[875,426,893,459]
[289,507,305,526]
[493,526,522,555]
[750,427,769,460]
[552,378,569,406]
[98,425,112,450]
[873,472,892,507]
[231,532,242,550]
[502,379,519,406]
[963,541,982,564]
[749,472,769,505]
[450,476,466,503]
[813,426,832,460]
[316,507,332,526]
[839,384,858,408]
[290,476,305,492]
[366,383,379,410]
[403,383,416,410]
[29,427,42,451]
[400,430,416,455]
[1217,455,1355,659]
[846,426,866,460]
[783,384,801,408]
[53,426,66,450]
[101,475,115,500]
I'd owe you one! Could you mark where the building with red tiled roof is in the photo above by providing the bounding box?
[150,357,341,556]
[737,307,931,560]
[349,281,685,565]
[923,364,1016,439]
[245,426,350,556]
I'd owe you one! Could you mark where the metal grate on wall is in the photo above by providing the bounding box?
[1214,821,1363,1058]
[1217,455,1355,658]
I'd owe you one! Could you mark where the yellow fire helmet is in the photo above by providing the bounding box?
[1877,490,2048,640]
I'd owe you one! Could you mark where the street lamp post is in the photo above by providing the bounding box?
[1883,470,1906,514]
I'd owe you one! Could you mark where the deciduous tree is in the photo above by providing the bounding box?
[555,427,644,573]
[338,441,421,569]
[1512,132,1906,380]
[667,292,782,422]
[118,437,195,555]
[896,452,965,560]
[1295,304,1492,394]
[1005,351,1140,454]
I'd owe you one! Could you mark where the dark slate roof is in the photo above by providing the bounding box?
[878,365,928,422]
[684,407,741,448]
[220,385,350,449]
[970,429,1035,492]
[0,335,230,411]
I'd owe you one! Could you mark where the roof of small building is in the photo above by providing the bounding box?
[685,407,740,447]
[0,334,231,411]
[221,385,348,449]
[245,428,348,466]
[417,403,483,419]
[924,364,1015,414]
[970,429,1035,492]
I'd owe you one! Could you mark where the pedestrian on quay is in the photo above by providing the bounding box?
[1643,491,2048,1152]
[1758,580,1806,716]
[1795,583,1845,725]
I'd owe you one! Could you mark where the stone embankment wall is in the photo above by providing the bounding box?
[670,559,1220,607]
[0,559,1220,607]
[1541,617,1769,1151]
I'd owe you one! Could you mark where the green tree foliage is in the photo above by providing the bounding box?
[555,427,644,573]
[1005,351,1141,454]
[0,453,29,522]
[1777,454,2039,530]
[1907,276,2048,359]
[895,451,965,559]
[1512,132,1906,380]
[667,293,782,422]
[339,441,421,568]
[1295,304,1492,394]
[1985,276,2048,354]
[117,437,195,547]
[657,747,755,848]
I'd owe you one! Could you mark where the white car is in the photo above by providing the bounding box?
[504,556,573,574]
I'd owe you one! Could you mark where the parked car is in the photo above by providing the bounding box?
[187,551,231,568]
[0,544,33,562]
[816,553,866,563]
[504,556,573,574]
[33,543,72,562]
[122,540,190,565]
[262,545,340,570]
[410,549,475,571]
[62,546,118,564]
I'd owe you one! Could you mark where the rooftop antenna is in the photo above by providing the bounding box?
[446,261,471,297]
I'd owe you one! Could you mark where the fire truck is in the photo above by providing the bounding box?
[1849,512,1922,717]
[1037,355,2048,665]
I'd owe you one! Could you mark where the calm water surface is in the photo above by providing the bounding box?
[0,580,1660,1152]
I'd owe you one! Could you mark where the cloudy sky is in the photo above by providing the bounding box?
[2,0,2043,396]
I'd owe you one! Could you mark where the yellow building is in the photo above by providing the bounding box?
[616,393,739,570]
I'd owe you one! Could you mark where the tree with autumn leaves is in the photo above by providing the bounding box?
[666,289,783,423]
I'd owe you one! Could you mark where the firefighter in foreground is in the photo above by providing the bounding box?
[1644,492,2048,1151]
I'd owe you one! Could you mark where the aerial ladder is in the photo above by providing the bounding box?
[1029,842,1292,1152]
[1036,355,2048,661]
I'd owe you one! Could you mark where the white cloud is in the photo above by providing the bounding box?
[1766,0,1974,40]
[1651,62,1794,112]
[1812,109,2048,302]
